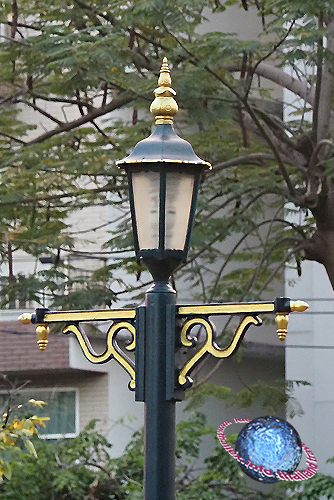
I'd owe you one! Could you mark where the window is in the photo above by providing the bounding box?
[0,388,78,439]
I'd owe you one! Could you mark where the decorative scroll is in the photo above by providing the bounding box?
[178,315,261,387]
[19,298,309,395]
[63,321,136,390]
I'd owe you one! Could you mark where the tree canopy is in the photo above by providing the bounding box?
[0,0,334,308]
[1,415,334,499]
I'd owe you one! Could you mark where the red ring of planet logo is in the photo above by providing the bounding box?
[217,418,317,482]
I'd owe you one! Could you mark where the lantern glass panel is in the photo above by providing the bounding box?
[165,171,194,250]
[132,170,160,250]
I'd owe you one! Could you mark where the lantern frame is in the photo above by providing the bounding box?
[117,59,211,281]
[125,161,202,280]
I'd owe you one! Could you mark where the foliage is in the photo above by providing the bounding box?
[0,390,49,483]
[289,472,334,500]
[0,414,290,500]
[4,413,334,499]
[0,0,333,309]
[185,379,311,418]
[0,434,95,499]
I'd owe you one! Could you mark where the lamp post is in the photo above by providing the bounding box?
[19,58,308,500]
[117,58,210,500]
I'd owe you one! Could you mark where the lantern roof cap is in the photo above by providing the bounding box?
[117,58,211,168]
[117,123,211,167]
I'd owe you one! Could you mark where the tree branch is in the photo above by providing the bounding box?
[316,17,334,142]
[312,11,324,144]
[244,20,296,100]
[226,61,316,106]
[160,29,298,197]
[309,138,334,168]
[0,184,128,207]
[0,131,26,145]
[18,99,64,126]
[243,101,297,197]
[6,20,41,32]
[188,191,269,265]
[210,152,276,174]
[28,92,93,109]
[73,0,116,25]
[25,92,135,145]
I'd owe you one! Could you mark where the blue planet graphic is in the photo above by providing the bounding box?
[235,416,302,483]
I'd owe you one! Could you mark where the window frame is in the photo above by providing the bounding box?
[0,387,79,439]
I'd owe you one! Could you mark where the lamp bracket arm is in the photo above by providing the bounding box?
[178,315,261,388]
[63,320,136,391]
[176,297,309,389]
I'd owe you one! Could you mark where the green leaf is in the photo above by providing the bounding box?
[1,461,12,481]
[25,439,37,458]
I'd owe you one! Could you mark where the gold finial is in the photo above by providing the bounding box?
[150,57,178,125]
[36,324,50,351]
[18,313,32,324]
[275,300,309,341]
[18,313,49,351]
[275,312,289,341]
[290,300,309,312]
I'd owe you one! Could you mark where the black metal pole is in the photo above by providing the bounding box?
[144,281,176,500]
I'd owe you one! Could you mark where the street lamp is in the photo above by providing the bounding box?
[116,58,211,499]
[118,57,210,282]
[19,58,308,500]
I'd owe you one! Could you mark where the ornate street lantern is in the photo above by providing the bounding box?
[19,57,310,500]
[117,58,211,282]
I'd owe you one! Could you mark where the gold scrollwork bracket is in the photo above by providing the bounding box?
[178,314,261,388]
[63,321,136,391]
[19,308,137,391]
[176,298,309,388]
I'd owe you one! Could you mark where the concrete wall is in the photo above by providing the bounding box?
[286,260,334,475]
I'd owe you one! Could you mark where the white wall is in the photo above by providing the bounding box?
[286,260,334,474]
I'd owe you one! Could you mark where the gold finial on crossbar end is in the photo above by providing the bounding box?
[19,313,49,351]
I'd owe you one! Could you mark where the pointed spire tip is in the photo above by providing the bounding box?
[150,58,178,125]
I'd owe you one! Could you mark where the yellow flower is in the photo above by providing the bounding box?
[0,431,15,446]
[29,399,47,408]
[13,419,25,430]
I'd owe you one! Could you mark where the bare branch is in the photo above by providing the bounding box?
[242,101,297,197]
[310,138,334,168]
[161,21,244,102]
[0,132,26,145]
[258,245,306,294]
[226,62,316,106]
[75,90,85,117]
[210,152,276,174]
[301,139,334,206]
[188,191,269,265]
[11,0,18,40]
[73,0,116,25]
[244,19,296,100]
[159,30,298,197]
[240,109,308,174]
[90,119,118,148]
[25,92,135,145]
[0,184,128,207]
[316,17,334,142]
[251,107,308,169]
[208,216,304,301]
[6,20,42,32]
[18,99,64,126]
[312,11,324,144]
[29,92,93,109]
